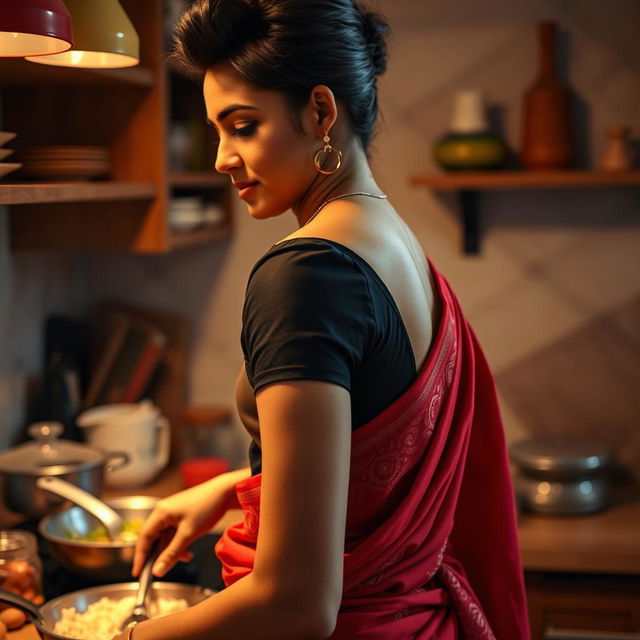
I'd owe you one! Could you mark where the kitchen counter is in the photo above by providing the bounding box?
[7,470,640,638]
[518,487,640,575]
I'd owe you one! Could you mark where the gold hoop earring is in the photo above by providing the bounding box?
[314,134,342,175]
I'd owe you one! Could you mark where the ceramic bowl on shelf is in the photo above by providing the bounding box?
[0,132,17,147]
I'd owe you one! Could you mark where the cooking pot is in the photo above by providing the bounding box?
[39,495,157,579]
[0,422,128,519]
[0,582,213,640]
[510,435,614,515]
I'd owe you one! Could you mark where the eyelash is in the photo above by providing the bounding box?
[232,121,257,137]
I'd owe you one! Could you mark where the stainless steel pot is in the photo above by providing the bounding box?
[39,495,158,580]
[0,582,213,640]
[510,435,614,515]
[0,422,128,519]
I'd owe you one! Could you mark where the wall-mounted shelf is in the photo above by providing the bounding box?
[409,170,640,254]
[0,182,156,206]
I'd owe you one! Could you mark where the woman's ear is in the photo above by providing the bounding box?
[308,85,338,138]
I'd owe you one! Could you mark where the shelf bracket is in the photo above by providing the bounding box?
[459,189,480,254]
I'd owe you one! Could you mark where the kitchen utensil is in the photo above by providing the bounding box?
[38,495,157,580]
[510,435,614,515]
[36,476,124,540]
[77,401,170,489]
[120,541,162,631]
[0,422,129,519]
[0,582,213,640]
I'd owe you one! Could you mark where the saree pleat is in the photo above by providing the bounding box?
[215,258,530,639]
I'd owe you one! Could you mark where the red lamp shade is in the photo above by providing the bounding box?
[0,0,72,58]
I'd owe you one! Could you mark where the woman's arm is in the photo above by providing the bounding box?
[125,379,351,640]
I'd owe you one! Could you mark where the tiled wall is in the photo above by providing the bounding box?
[1,0,639,473]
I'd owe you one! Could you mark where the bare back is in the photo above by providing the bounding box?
[277,199,440,371]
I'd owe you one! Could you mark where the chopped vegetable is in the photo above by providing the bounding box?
[64,518,144,543]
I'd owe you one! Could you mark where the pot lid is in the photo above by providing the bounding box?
[0,422,105,474]
[509,435,614,475]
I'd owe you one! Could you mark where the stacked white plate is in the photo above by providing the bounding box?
[19,145,110,181]
[169,197,205,232]
[0,132,21,179]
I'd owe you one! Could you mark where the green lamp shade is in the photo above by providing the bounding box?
[26,0,139,68]
[0,0,72,57]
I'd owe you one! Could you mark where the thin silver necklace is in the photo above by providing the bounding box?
[302,191,388,227]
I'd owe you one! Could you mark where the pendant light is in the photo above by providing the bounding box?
[26,0,139,69]
[0,0,72,58]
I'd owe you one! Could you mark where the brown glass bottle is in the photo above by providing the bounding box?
[520,21,575,170]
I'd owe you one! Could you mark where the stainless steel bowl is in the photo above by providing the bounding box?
[0,582,213,640]
[39,496,158,579]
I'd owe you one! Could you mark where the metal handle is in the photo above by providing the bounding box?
[134,540,161,609]
[104,450,130,473]
[36,476,123,540]
[545,627,640,640]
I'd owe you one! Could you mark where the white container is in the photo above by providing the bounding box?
[76,401,170,489]
[449,90,488,134]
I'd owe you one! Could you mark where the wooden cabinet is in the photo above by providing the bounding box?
[525,571,640,639]
[518,497,640,639]
[0,0,232,253]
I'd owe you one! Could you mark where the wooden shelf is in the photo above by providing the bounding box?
[0,0,233,253]
[169,172,228,188]
[168,222,233,250]
[0,57,155,87]
[410,169,640,191]
[0,181,156,205]
[410,170,640,254]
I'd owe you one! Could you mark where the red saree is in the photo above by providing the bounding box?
[216,258,530,639]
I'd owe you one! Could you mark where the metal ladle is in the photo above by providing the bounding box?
[120,540,162,631]
[36,476,124,541]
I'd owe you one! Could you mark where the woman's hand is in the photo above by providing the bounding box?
[132,468,250,578]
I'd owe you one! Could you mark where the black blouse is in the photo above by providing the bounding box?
[241,238,417,474]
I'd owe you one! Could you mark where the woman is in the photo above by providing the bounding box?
[114,1,529,638]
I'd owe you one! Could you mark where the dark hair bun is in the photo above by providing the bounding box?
[359,7,389,76]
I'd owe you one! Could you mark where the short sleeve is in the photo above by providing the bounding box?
[241,242,375,394]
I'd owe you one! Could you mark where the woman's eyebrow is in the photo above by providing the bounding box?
[209,104,259,124]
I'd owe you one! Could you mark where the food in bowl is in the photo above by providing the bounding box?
[53,594,189,639]
[64,518,144,543]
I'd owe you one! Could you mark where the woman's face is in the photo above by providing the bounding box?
[203,67,319,220]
